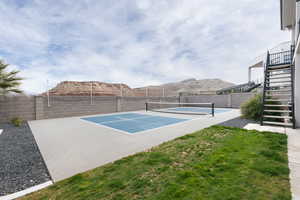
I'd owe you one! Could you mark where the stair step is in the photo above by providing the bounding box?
[266,80,291,84]
[268,63,291,67]
[264,104,291,107]
[268,64,291,70]
[265,89,292,92]
[266,94,291,97]
[267,76,291,80]
[262,121,293,127]
[264,99,291,102]
[263,115,292,119]
[268,70,291,74]
[267,82,291,86]
[264,110,292,113]
[268,66,291,70]
[267,72,291,76]
[266,85,292,90]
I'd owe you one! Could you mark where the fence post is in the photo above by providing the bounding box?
[116,96,122,112]
[35,96,44,120]
[120,84,123,97]
[90,82,93,105]
[228,94,232,108]
[46,80,50,107]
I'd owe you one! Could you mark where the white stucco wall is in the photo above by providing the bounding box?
[294,40,299,128]
[295,2,300,42]
[292,2,300,127]
[282,0,296,29]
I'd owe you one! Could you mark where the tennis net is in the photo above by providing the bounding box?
[145,102,215,116]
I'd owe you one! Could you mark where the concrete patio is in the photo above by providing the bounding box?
[29,109,240,182]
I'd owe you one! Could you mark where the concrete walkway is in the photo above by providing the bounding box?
[244,124,300,200]
[29,110,240,182]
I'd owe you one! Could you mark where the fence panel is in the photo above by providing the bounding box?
[42,96,117,119]
[0,93,256,122]
[0,95,36,123]
[182,95,230,108]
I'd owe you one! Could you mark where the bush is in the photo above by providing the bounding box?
[11,117,23,127]
[241,94,263,121]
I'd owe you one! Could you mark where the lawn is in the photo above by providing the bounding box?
[21,126,291,200]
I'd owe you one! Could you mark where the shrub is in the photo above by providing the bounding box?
[241,94,263,121]
[11,117,23,127]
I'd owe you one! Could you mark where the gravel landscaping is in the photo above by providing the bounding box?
[0,122,51,196]
[218,116,257,128]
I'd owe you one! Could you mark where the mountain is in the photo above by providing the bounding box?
[43,81,133,96]
[43,79,235,96]
[134,78,235,96]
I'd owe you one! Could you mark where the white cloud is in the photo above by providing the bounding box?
[0,0,289,94]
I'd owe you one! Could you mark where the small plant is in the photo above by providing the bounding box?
[11,117,23,127]
[241,94,263,121]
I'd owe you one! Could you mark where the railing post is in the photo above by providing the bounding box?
[290,45,296,129]
[260,51,270,126]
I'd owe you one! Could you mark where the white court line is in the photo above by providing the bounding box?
[80,109,235,136]
[76,109,234,135]
[136,109,238,135]
[87,115,157,125]
[134,116,208,135]
[79,118,135,135]
[0,181,53,200]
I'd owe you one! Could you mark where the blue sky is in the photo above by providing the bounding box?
[0,0,289,94]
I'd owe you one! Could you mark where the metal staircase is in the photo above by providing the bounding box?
[260,47,296,129]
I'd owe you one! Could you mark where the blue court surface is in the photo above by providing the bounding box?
[81,113,189,134]
[166,107,231,114]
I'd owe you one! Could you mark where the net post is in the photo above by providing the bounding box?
[212,103,215,117]
[145,102,148,112]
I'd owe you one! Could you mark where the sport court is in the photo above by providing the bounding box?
[29,102,240,182]
[82,113,188,134]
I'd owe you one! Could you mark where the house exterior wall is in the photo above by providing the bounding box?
[293,1,300,127]
[281,0,296,29]
[281,0,300,127]
[295,54,300,127]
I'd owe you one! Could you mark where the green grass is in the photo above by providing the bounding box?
[21,126,291,200]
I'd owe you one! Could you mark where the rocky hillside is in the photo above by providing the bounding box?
[43,79,235,96]
[43,81,133,96]
[134,78,235,96]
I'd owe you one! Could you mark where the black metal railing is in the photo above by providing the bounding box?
[291,44,295,63]
[269,50,292,66]
[260,51,270,126]
[216,82,261,95]
[290,45,296,129]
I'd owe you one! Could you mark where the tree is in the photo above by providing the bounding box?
[0,60,23,95]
